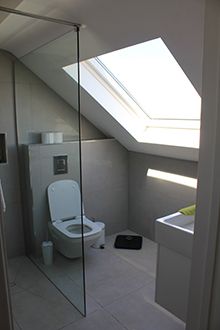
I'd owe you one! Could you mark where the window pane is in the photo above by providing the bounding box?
[98,38,201,120]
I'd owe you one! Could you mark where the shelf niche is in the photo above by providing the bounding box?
[0,134,7,164]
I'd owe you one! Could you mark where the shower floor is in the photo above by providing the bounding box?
[8,230,185,330]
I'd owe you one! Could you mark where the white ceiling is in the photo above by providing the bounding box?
[0,0,205,160]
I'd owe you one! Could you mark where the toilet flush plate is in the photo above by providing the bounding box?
[53,155,68,175]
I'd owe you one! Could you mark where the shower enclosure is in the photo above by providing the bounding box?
[0,7,86,329]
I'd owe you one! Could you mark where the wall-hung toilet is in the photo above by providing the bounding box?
[47,179,102,258]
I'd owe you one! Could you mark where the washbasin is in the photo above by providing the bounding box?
[155,212,194,258]
[160,212,194,232]
[155,211,195,321]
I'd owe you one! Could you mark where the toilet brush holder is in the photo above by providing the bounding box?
[42,241,53,266]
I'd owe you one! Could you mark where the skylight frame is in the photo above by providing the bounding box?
[83,58,150,123]
[63,37,201,149]
[86,57,200,130]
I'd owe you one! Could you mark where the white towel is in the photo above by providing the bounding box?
[0,180,6,213]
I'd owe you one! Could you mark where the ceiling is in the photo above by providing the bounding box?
[0,0,205,160]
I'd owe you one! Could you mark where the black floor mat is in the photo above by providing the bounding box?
[114,235,143,250]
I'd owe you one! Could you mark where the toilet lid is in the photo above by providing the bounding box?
[48,180,82,222]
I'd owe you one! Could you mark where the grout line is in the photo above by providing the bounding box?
[13,286,84,330]
[103,308,129,330]
[10,235,159,329]
[87,274,156,309]
[10,286,26,297]
[85,292,103,313]
[11,257,25,284]
[106,250,157,276]
[56,315,84,330]
[57,308,102,330]
[13,317,23,330]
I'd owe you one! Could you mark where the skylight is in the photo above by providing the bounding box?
[63,37,201,149]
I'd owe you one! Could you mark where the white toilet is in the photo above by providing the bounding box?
[47,179,102,258]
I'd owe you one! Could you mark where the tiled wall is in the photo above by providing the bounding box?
[0,50,105,258]
[128,152,198,239]
[82,139,128,235]
[0,49,199,257]
[23,139,128,256]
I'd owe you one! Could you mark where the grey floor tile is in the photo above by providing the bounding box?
[61,309,127,330]
[32,255,100,315]
[45,273,85,313]
[106,290,185,330]
[134,280,156,303]
[85,293,102,315]
[13,319,22,330]
[33,252,84,285]
[87,269,154,307]
[9,256,46,292]
[11,287,82,330]
[8,256,26,283]
[106,230,158,276]
[8,232,180,330]
[10,281,25,296]
[8,256,34,295]
[85,247,149,288]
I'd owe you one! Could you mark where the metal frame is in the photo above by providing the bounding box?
[0,6,81,29]
[76,27,87,316]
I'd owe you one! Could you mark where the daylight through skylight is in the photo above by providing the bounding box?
[63,37,201,148]
[98,38,201,121]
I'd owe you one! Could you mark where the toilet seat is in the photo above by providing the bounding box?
[52,216,101,239]
[47,179,103,258]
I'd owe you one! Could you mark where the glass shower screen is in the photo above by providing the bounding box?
[0,9,86,327]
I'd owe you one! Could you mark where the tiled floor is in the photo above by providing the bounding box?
[8,230,185,330]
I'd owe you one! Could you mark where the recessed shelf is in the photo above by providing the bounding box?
[0,133,7,164]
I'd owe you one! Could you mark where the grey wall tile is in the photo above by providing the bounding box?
[0,51,14,83]
[106,289,185,330]
[0,48,198,260]
[24,142,83,255]
[23,139,128,254]
[4,203,25,257]
[0,52,25,258]
[14,60,105,145]
[0,50,106,258]
[128,152,197,239]
[82,139,129,235]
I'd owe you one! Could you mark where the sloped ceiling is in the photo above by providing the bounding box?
[0,0,205,160]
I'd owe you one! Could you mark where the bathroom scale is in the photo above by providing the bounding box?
[114,235,143,250]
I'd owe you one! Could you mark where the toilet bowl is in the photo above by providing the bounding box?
[47,180,102,258]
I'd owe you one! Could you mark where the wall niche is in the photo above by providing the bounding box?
[0,134,7,164]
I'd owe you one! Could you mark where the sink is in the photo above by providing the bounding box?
[155,211,195,321]
[155,212,194,258]
[159,212,194,232]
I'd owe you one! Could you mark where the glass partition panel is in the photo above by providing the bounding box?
[0,9,86,329]
[15,30,86,315]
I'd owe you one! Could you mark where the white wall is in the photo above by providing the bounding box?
[187,0,220,329]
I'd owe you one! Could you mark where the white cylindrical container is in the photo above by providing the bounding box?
[41,241,53,265]
[53,132,63,143]
[41,132,54,144]
[92,222,105,248]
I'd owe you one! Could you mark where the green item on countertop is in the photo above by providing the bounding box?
[179,204,196,216]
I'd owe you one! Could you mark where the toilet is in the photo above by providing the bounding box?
[47,179,102,258]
